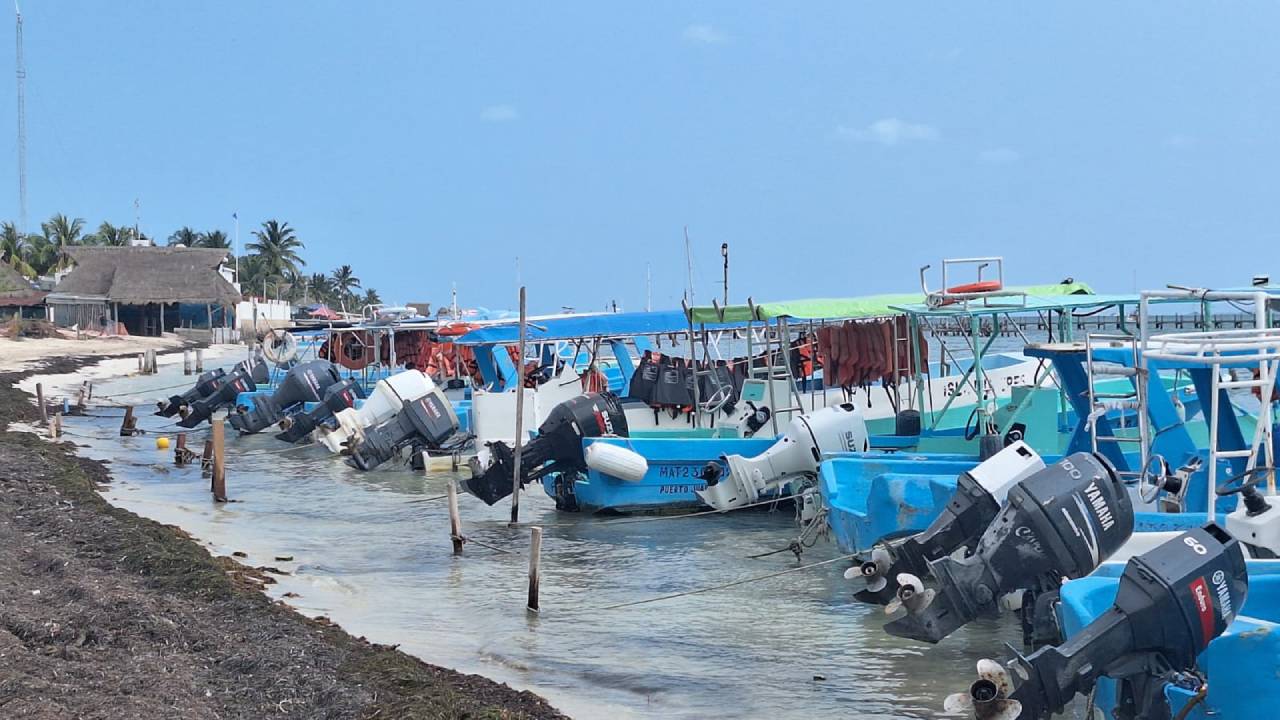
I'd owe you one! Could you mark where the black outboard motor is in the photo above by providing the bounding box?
[156,367,225,417]
[227,360,343,435]
[464,392,629,505]
[852,442,1045,606]
[275,378,365,443]
[945,524,1247,720]
[885,452,1134,644]
[346,391,460,471]
[177,359,269,428]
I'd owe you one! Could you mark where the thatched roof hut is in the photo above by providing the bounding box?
[46,247,241,335]
[0,262,47,317]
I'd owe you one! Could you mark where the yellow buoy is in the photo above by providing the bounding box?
[156,436,170,450]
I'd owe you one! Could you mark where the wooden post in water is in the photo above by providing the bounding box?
[195,349,204,373]
[75,382,87,412]
[527,526,542,613]
[137,354,144,373]
[447,479,464,554]
[49,412,61,439]
[210,415,227,502]
[183,350,193,375]
[201,439,214,477]
[119,406,138,436]
[174,433,188,466]
[509,285,527,526]
[35,382,47,426]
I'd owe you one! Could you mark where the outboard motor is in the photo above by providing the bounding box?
[698,403,869,511]
[465,392,628,505]
[177,359,269,428]
[317,370,436,454]
[156,367,225,417]
[346,390,460,471]
[884,452,1134,644]
[275,378,365,443]
[945,524,1247,720]
[849,442,1046,605]
[227,360,343,434]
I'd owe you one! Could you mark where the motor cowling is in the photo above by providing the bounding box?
[346,386,461,471]
[177,358,269,428]
[885,452,1134,644]
[228,360,343,435]
[156,368,225,417]
[316,369,434,454]
[464,392,628,505]
[946,524,1247,720]
[852,441,1046,605]
[698,403,868,511]
[275,378,365,443]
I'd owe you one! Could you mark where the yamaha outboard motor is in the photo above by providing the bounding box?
[849,441,1046,605]
[228,360,343,435]
[465,392,628,505]
[156,367,225,417]
[177,359,269,428]
[945,524,1246,720]
[346,391,460,471]
[885,452,1134,644]
[275,378,365,443]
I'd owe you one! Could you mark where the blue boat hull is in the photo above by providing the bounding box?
[542,436,778,513]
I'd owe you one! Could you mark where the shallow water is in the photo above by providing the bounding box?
[53,352,1064,719]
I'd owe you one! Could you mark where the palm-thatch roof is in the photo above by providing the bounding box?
[0,262,46,306]
[48,247,241,305]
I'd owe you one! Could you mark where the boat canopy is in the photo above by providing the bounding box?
[454,309,743,346]
[685,281,1096,324]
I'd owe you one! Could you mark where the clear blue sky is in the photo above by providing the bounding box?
[4,3,1279,312]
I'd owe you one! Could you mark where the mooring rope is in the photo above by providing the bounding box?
[594,553,857,611]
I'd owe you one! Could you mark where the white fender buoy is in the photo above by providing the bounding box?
[262,329,298,365]
[585,442,648,482]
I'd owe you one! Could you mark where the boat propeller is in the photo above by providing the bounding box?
[943,659,1022,720]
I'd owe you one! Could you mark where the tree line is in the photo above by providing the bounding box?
[1,215,381,313]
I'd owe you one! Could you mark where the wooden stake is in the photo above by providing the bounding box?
[138,354,144,373]
[75,382,87,412]
[36,382,47,426]
[527,526,542,613]
[510,285,527,526]
[120,406,138,436]
[447,479,464,554]
[183,350,193,375]
[200,439,214,477]
[174,432,188,466]
[195,349,204,373]
[211,415,227,502]
[49,412,61,439]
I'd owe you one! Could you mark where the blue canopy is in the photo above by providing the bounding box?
[455,309,744,345]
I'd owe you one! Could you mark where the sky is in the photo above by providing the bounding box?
[3,3,1280,313]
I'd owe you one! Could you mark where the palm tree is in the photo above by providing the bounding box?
[200,230,230,249]
[167,226,204,247]
[305,272,334,305]
[361,288,381,307]
[330,264,360,311]
[1,222,37,277]
[90,222,132,247]
[41,214,85,271]
[246,220,305,280]
[22,235,58,277]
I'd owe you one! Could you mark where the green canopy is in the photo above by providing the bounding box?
[686,282,1095,324]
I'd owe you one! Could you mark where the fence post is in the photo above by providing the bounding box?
[447,480,464,554]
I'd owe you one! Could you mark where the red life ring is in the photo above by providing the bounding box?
[946,280,1002,295]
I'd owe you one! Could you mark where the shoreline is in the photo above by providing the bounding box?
[0,349,566,719]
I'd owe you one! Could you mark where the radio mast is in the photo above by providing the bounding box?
[15,1,28,234]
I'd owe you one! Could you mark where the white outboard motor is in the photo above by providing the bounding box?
[316,370,436,453]
[698,402,869,511]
